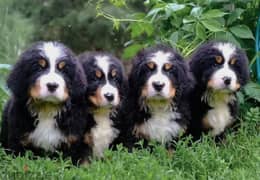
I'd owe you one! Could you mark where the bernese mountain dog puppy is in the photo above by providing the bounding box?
[189,41,249,139]
[77,52,127,158]
[0,41,89,164]
[117,45,194,149]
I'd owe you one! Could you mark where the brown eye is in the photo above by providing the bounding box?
[164,63,173,71]
[58,61,66,70]
[111,69,117,77]
[38,59,47,68]
[230,58,236,65]
[215,56,223,64]
[147,62,156,70]
[95,70,102,78]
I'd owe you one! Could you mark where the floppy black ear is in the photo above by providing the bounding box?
[7,52,35,100]
[175,60,195,99]
[128,50,146,94]
[70,61,87,104]
[236,48,250,86]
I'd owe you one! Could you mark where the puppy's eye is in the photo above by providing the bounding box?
[95,70,102,78]
[111,69,117,78]
[230,58,236,65]
[38,59,47,68]
[58,61,66,70]
[163,63,173,71]
[146,62,156,70]
[215,56,223,64]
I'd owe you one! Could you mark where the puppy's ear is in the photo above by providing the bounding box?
[175,60,195,98]
[7,52,34,100]
[128,50,145,92]
[70,60,87,103]
[237,49,250,86]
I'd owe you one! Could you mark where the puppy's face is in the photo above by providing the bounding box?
[129,45,190,102]
[141,51,176,99]
[8,41,82,104]
[80,54,124,107]
[190,42,249,92]
[29,43,70,103]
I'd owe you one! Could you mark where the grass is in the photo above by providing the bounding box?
[0,118,259,179]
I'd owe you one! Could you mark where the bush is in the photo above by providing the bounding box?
[97,0,258,63]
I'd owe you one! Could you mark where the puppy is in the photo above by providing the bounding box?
[117,45,194,149]
[189,41,249,139]
[77,52,126,158]
[0,41,89,164]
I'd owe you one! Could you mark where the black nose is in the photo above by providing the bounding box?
[104,93,114,102]
[223,77,231,86]
[46,83,59,92]
[152,81,165,92]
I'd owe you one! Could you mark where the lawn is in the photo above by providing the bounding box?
[0,116,259,179]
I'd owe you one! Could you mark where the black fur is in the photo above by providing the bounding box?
[0,41,90,165]
[188,41,249,140]
[115,45,194,149]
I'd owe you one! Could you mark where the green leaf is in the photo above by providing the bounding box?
[227,8,244,25]
[166,3,186,12]
[143,23,154,37]
[201,20,225,32]
[129,22,144,38]
[244,82,260,102]
[122,44,144,60]
[196,22,206,40]
[190,7,202,17]
[230,25,255,39]
[202,9,228,19]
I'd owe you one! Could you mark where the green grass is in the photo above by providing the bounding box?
[0,119,259,180]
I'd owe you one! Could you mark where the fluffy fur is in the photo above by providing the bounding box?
[188,41,249,139]
[0,41,90,165]
[116,45,194,149]
[77,52,127,158]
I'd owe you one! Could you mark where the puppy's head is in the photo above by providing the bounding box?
[78,52,126,107]
[129,45,192,102]
[190,42,249,92]
[7,41,86,103]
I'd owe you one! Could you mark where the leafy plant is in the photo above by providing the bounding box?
[97,0,258,63]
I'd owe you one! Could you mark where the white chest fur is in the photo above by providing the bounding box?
[28,109,67,152]
[134,103,184,144]
[202,90,235,136]
[91,110,119,157]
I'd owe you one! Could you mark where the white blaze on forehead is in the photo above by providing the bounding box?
[150,51,171,65]
[95,55,110,76]
[214,42,236,61]
[41,42,64,72]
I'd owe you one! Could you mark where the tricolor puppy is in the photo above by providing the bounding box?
[189,41,249,139]
[119,45,193,149]
[78,52,126,158]
[0,41,88,164]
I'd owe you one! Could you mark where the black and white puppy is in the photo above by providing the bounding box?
[189,41,249,139]
[77,52,126,158]
[0,41,89,164]
[118,45,194,149]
